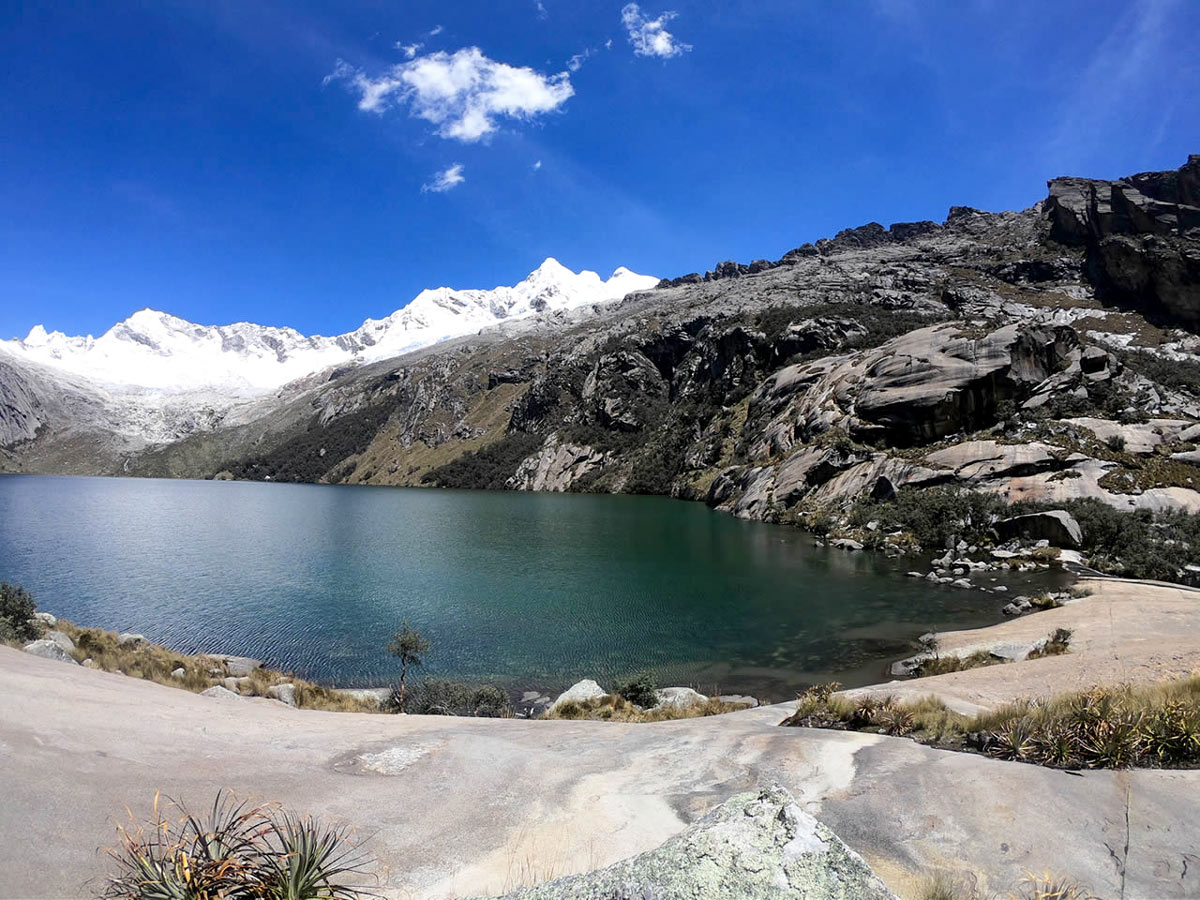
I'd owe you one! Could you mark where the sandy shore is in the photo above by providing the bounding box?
[842,576,1200,714]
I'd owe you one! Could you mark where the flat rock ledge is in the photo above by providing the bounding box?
[484,785,897,900]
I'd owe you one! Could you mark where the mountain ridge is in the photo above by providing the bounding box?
[1,258,658,397]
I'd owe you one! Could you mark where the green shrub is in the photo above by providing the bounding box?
[0,582,39,644]
[613,671,659,708]
[421,432,544,489]
[396,679,512,717]
[854,488,1005,550]
[102,791,375,900]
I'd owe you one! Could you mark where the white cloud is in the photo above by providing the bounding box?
[326,47,574,142]
[621,4,691,58]
[422,163,465,193]
[396,42,423,59]
[428,24,444,37]
[535,0,547,18]
[533,160,542,170]
[567,51,589,72]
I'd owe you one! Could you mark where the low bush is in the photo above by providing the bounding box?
[421,432,544,489]
[102,791,376,900]
[855,488,1200,585]
[0,582,40,644]
[613,671,659,708]
[850,488,1005,551]
[1026,628,1072,659]
[782,675,1200,769]
[393,679,512,717]
[914,650,1003,678]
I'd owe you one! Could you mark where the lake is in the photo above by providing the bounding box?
[0,475,1060,700]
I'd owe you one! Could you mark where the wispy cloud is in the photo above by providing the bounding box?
[621,3,691,59]
[428,24,444,37]
[326,47,574,143]
[1044,0,1179,171]
[396,42,422,59]
[532,159,542,170]
[422,163,465,193]
[535,0,547,19]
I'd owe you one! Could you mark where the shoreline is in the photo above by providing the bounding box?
[838,574,1200,714]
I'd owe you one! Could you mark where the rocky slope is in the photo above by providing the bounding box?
[4,157,1200,573]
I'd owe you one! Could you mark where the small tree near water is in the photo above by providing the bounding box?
[387,620,430,713]
[0,582,39,644]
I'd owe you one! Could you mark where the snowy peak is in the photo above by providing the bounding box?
[2,259,658,397]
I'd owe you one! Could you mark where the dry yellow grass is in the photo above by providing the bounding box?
[544,692,753,722]
[55,621,379,713]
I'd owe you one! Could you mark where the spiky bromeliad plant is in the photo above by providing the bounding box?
[101,792,376,900]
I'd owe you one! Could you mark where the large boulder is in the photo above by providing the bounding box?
[205,655,262,677]
[22,639,78,665]
[655,687,709,710]
[43,630,76,654]
[487,786,898,899]
[267,683,296,707]
[996,510,1083,549]
[548,679,607,713]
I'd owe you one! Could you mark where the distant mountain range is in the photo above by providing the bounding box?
[1,259,658,398]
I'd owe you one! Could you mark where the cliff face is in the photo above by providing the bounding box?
[5,158,1200,535]
[1047,155,1200,325]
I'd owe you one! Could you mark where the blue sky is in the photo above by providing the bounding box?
[2,0,1197,340]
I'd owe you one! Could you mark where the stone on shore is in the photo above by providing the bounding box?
[549,679,607,712]
[22,639,79,665]
[44,630,75,653]
[33,612,57,628]
[487,785,898,900]
[267,683,296,707]
[655,687,709,710]
[222,656,262,677]
[200,686,241,701]
[117,633,146,648]
[995,510,1082,549]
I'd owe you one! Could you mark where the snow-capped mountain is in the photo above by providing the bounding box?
[1,259,658,397]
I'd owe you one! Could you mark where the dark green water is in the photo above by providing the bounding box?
[0,475,1058,700]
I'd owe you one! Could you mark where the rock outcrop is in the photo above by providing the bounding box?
[995,511,1083,550]
[747,323,1078,451]
[487,786,898,900]
[1047,155,1200,325]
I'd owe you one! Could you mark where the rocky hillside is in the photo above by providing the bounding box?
[5,157,1200,577]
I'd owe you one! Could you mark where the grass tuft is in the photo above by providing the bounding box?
[783,675,1200,769]
[544,693,752,722]
[54,621,379,713]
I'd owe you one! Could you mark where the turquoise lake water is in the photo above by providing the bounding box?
[0,475,1060,699]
